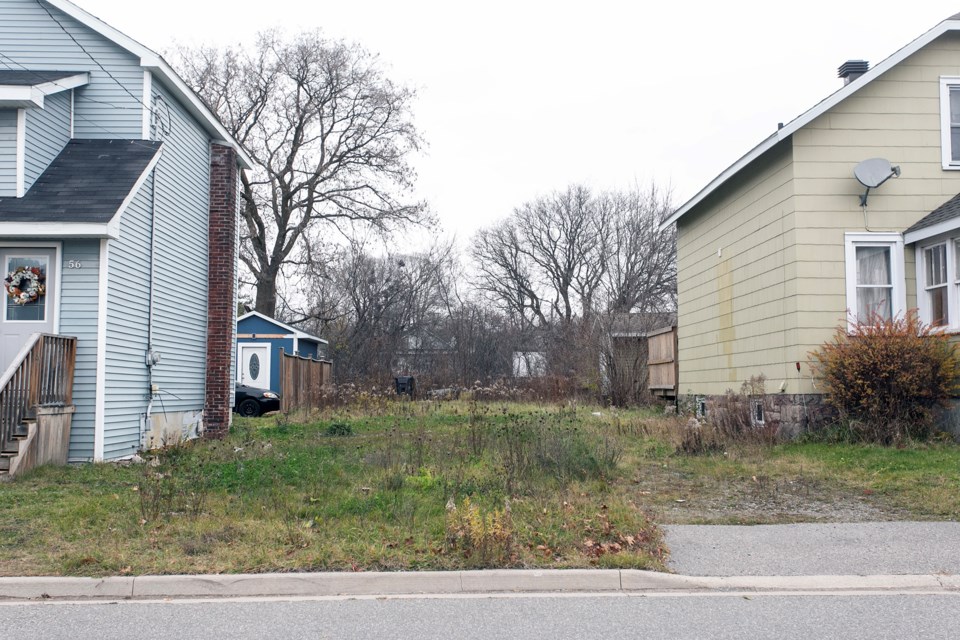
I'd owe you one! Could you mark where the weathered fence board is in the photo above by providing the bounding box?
[647,325,677,398]
[279,349,332,413]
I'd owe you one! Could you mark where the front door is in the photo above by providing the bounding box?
[0,248,57,373]
[238,343,271,390]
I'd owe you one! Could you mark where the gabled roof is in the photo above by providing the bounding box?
[661,14,960,231]
[903,192,960,244]
[0,70,88,108]
[0,139,162,238]
[238,311,329,345]
[41,0,253,169]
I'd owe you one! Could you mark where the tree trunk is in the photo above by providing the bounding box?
[255,274,278,317]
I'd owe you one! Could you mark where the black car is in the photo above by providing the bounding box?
[234,383,280,417]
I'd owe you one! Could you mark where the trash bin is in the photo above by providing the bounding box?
[395,376,416,397]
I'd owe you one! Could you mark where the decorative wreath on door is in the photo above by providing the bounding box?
[4,266,46,305]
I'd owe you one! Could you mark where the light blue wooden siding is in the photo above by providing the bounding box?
[0,109,16,197]
[102,176,152,459]
[59,238,101,462]
[0,0,143,139]
[148,81,210,416]
[23,91,70,190]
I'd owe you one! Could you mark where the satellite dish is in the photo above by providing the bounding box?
[854,158,901,206]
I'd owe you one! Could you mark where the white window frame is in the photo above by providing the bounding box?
[916,232,960,331]
[844,232,906,329]
[939,76,960,170]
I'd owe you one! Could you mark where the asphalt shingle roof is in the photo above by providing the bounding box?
[0,139,162,223]
[0,70,83,86]
[904,192,960,236]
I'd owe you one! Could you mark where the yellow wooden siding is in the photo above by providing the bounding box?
[789,32,960,386]
[677,141,797,394]
[677,32,960,396]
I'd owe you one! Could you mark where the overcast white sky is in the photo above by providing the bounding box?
[78,0,960,241]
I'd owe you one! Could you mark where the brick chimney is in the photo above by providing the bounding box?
[203,143,239,439]
[838,60,869,85]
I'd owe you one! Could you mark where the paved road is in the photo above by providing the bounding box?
[665,522,960,576]
[2,592,959,640]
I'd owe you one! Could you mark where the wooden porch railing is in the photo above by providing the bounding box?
[0,334,77,453]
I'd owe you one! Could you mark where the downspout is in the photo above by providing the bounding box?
[143,168,159,448]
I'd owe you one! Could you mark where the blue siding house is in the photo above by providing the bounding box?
[237,311,328,394]
[0,0,253,469]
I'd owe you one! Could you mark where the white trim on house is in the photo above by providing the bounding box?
[939,76,960,170]
[69,89,74,138]
[93,238,109,462]
[904,217,960,245]
[141,70,152,141]
[0,72,88,109]
[42,0,253,169]
[237,310,329,345]
[0,222,115,238]
[108,146,163,238]
[15,108,24,197]
[843,232,906,328]
[915,231,960,330]
[0,241,62,333]
[662,17,960,230]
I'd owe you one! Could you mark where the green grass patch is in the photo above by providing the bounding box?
[1,400,957,576]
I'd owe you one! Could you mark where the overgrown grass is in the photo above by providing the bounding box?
[1,400,958,577]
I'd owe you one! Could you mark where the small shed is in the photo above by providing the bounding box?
[237,311,328,392]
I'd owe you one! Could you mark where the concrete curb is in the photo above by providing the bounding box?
[0,570,957,601]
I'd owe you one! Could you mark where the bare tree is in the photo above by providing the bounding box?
[601,185,676,313]
[172,31,429,315]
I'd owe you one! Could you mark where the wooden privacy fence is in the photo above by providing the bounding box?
[279,348,332,413]
[647,325,678,399]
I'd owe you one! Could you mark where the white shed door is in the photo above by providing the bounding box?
[238,344,271,390]
[0,249,57,373]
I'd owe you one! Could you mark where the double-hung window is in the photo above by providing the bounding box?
[844,233,906,327]
[940,77,960,169]
[916,235,960,330]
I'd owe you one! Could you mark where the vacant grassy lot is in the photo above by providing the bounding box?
[1,400,958,577]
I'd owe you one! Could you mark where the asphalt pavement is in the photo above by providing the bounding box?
[663,521,960,576]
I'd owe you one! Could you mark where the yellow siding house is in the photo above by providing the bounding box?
[662,14,960,434]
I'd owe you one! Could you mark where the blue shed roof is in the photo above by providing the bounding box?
[237,311,327,344]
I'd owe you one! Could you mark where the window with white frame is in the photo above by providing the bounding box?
[844,233,906,326]
[916,234,960,330]
[939,77,960,169]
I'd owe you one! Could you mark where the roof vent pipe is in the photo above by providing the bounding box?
[838,60,870,85]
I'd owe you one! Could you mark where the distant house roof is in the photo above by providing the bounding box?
[0,139,162,237]
[0,70,89,108]
[609,312,677,337]
[661,14,960,231]
[904,192,960,244]
[237,311,328,345]
[41,0,253,169]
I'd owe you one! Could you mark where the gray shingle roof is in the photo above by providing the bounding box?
[0,70,83,86]
[903,192,960,236]
[0,139,162,223]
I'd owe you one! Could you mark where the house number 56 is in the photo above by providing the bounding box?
[67,260,83,269]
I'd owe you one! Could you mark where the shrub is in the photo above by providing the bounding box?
[810,312,960,444]
[325,422,353,437]
[445,496,513,566]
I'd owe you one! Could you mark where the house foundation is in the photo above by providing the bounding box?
[678,393,836,439]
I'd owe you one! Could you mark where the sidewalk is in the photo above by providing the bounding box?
[1,522,958,601]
